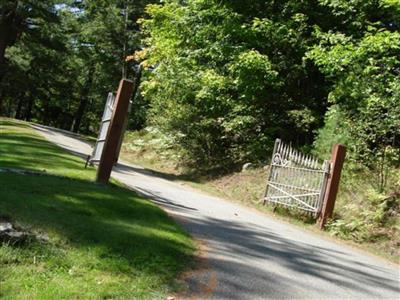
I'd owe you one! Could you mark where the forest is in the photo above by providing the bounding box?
[1,1,399,255]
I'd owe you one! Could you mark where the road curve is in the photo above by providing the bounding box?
[32,124,400,300]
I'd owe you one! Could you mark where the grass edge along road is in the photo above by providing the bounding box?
[0,117,194,299]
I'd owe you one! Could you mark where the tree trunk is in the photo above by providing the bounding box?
[72,64,95,133]
[0,22,9,83]
[0,18,9,115]
[24,97,34,121]
[0,87,4,116]
[121,1,129,79]
[0,2,23,115]
[15,95,24,119]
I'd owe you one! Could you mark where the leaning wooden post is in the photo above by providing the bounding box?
[96,79,134,184]
[318,144,347,229]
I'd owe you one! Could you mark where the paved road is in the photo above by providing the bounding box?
[33,124,399,300]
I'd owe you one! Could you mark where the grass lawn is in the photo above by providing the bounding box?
[0,118,194,299]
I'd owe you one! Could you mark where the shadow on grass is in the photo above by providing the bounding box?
[0,172,194,278]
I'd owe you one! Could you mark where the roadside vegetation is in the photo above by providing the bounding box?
[0,118,194,299]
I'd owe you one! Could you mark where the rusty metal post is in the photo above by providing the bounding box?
[96,79,134,184]
[318,144,347,229]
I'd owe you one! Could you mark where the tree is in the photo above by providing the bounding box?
[66,0,154,132]
[309,0,400,191]
[138,0,329,170]
[0,0,60,113]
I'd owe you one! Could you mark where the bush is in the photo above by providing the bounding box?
[327,164,399,256]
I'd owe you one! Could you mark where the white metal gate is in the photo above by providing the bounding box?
[264,139,330,217]
[90,92,116,163]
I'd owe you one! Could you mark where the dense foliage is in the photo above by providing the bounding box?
[137,0,399,171]
[138,0,328,169]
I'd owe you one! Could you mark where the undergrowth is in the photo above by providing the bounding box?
[327,165,400,257]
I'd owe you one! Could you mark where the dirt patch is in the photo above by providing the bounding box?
[172,239,217,300]
[207,168,268,205]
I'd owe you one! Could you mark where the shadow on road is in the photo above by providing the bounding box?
[175,215,400,299]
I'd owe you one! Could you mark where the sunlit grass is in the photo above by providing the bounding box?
[0,117,194,299]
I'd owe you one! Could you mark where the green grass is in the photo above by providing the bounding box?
[0,119,93,179]
[0,118,194,299]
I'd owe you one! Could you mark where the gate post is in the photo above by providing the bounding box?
[96,79,134,184]
[318,144,346,229]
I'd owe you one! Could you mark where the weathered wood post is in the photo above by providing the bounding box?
[96,79,134,184]
[318,144,347,229]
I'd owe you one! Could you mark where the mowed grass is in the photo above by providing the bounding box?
[0,118,194,299]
